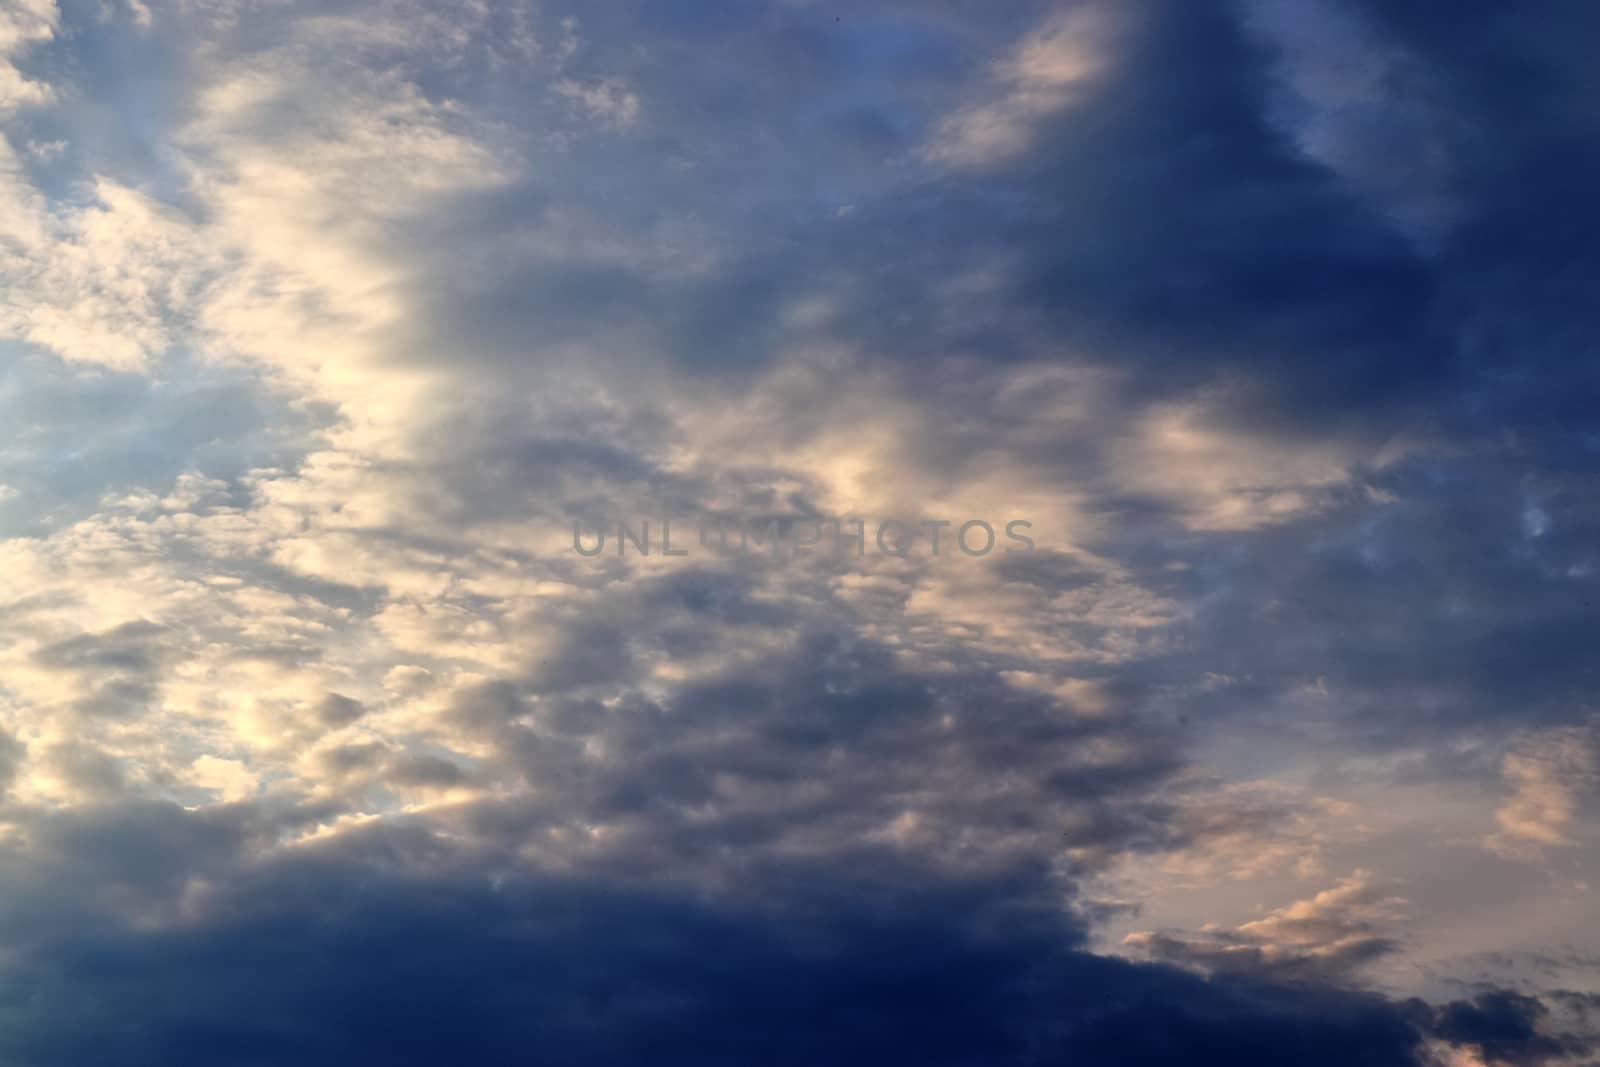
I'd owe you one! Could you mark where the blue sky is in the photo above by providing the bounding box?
[0,0,1597,1063]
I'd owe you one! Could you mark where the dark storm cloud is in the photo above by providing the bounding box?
[395,0,1452,433]
[389,0,1596,468]
[423,562,1204,896]
[0,803,1501,1067]
[1104,448,1600,774]
[987,3,1600,765]
[1328,0,1600,465]
[1432,991,1593,1066]
[825,0,1450,427]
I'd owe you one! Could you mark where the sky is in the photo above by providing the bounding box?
[0,0,1597,1063]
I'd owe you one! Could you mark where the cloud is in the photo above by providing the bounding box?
[0,0,55,113]
[1109,396,1385,531]
[0,159,211,371]
[1429,991,1592,1067]
[556,76,640,128]
[1487,724,1598,855]
[0,729,24,795]
[927,4,1116,166]
[188,754,258,802]
[0,0,1596,1059]
[0,803,1464,1067]
[1125,870,1408,983]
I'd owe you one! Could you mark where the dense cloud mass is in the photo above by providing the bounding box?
[0,0,1596,1062]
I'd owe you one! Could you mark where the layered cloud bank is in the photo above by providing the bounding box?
[0,0,1597,1063]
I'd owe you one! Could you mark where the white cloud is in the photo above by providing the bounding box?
[0,0,56,114]
[189,754,257,802]
[0,157,217,371]
[927,5,1115,167]
[1486,723,1598,855]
